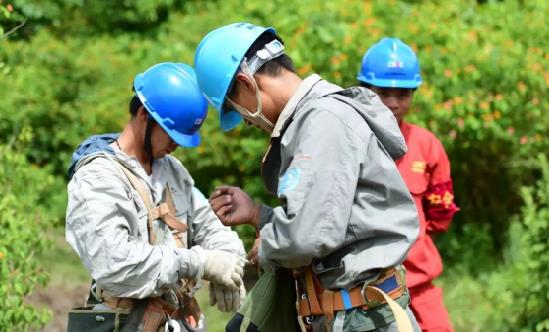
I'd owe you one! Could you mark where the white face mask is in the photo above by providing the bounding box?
[225,40,285,133]
[226,62,275,133]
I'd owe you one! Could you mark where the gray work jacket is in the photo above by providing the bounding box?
[66,147,244,299]
[258,75,419,289]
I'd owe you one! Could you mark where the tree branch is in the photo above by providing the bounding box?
[1,20,26,39]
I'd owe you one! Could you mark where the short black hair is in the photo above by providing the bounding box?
[244,31,296,76]
[129,84,143,117]
[129,95,142,117]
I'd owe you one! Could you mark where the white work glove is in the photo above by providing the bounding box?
[191,246,246,290]
[209,282,246,312]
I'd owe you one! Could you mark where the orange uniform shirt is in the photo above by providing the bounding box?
[397,121,459,288]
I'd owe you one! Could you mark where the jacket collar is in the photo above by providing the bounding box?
[271,74,323,138]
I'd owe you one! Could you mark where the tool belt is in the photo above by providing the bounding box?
[295,266,413,332]
[100,291,200,332]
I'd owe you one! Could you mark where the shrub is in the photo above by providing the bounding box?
[3,0,186,36]
[442,154,549,331]
[0,128,52,330]
[503,154,549,330]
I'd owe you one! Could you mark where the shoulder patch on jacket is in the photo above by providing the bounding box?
[277,168,302,196]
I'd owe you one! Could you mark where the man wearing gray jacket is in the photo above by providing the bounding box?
[194,23,420,332]
[66,63,246,332]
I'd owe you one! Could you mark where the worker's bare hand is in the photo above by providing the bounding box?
[246,237,260,266]
[209,185,260,227]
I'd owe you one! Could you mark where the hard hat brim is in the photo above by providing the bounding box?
[357,76,422,89]
[144,106,202,148]
[220,110,243,131]
[168,129,201,148]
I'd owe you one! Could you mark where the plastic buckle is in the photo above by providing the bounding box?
[246,39,285,74]
[257,40,284,60]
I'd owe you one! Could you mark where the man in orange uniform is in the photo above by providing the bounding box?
[358,38,459,332]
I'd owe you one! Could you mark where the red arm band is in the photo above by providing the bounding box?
[423,180,459,225]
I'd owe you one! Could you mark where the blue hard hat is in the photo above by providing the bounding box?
[194,22,276,131]
[133,63,208,147]
[357,38,422,89]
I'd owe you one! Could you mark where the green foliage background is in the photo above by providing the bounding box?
[0,0,547,330]
[0,129,52,329]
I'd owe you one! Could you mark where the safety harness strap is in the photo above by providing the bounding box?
[115,161,188,248]
[116,164,157,244]
[363,286,413,332]
[296,268,413,332]
[305,269,323,316]
[321,289,335,327]
[147,203,169,221]
[297,281,405,315]
[143,116,155,168]
[159,182,187,248]
[148,203,188,233]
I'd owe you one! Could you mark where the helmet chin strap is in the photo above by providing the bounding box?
[143,115,155,168]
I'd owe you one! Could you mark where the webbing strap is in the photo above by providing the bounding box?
[143,116,155,168]
[295,279,310,332]
[115,161,187,248]
[148,203,187,233]
[163,213,188,233]
[332,310,345,332]
[363,286,413,332]
[160,183,187,248]
[305,269,323,315]
[147,203,170,221]
[321,289,335,327]
[339,289,352,310]
[117,165,157,245]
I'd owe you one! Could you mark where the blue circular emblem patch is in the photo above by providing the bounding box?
[277,168,301,196]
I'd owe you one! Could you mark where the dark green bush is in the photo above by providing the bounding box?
[4,0,186,36]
